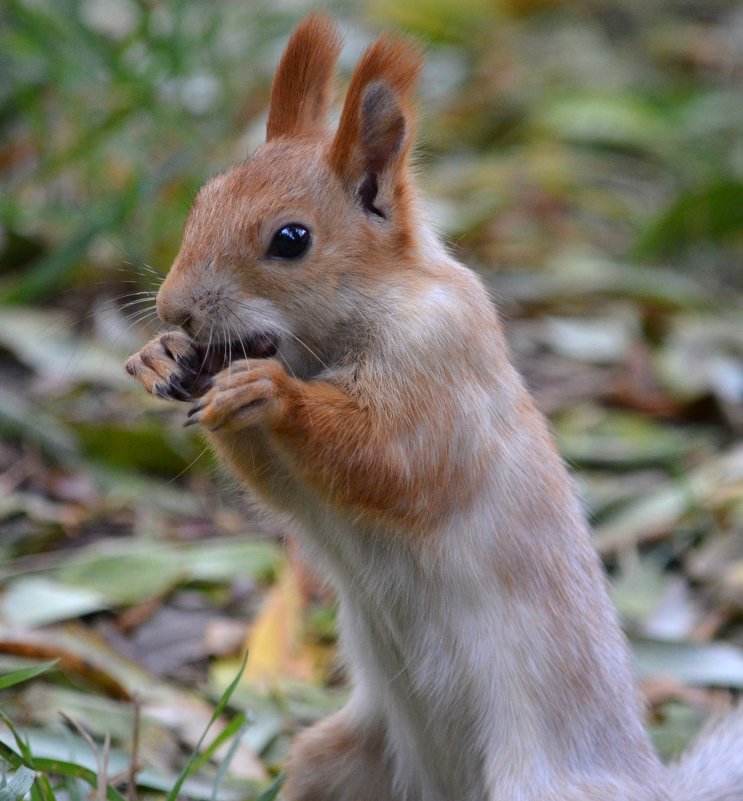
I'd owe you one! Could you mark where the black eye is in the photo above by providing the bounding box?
[267,223,311,259]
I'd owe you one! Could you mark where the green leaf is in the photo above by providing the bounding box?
[635,180,743,259]
[28,773,54,801]
[182,541,280,584]
[71,421,201,476]
[555,407,704,470]
[53,538,281,606]
[538,94,671,155]
[21,759,125,801]
[369,0,491,43]
[0,183,138,305]
[0,737,126,801]
[59,547,186,606]
[0,661,59,691]
[1,578,107,627]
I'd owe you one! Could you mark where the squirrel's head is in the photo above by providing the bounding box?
[156,15,423,374]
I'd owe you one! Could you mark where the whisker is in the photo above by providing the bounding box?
[279,327,329,371]
[96,291,159,311]
[190,318,207,344]
[226,320,234,383]
[111,289,159,300]
[226,300,329,370]
[117,297,157,313]
[122,302,159,321]
[167,443,212,483]
[197,326,214,381]
[114,264,161,281]
[142,260,165,275]
[224,308,250,364]
[123,302,158,320]
[119,260,162,279]
[120,256,164,278]
[123,308,160,333]
[91,279,148,288]
[83,299,159,333]
[220,305,319,429]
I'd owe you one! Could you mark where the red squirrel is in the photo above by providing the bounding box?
[125,15,743,801]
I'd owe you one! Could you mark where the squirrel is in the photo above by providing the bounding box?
[125,15,743,801]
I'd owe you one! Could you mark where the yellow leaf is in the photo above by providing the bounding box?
[242,561,312,685]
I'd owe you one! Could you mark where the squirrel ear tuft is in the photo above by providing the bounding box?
[266,15,342,141]
[328,34,422,214]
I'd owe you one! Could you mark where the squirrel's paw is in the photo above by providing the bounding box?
[185,359,289,431]
[125,331,204,401]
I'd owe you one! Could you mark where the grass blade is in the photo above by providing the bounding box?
[253,774,284,801]
[164,652,249,801]
[0,712,34,763]
[0,661,59,691]
[29,773,55,801]
[210,720,248,801]
[189,713,248,776]
[0,741,126,801]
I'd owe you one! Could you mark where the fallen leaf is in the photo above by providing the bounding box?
[242,562,310,685]
[1,577,108,628]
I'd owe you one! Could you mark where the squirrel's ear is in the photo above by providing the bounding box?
[266,15,342,141]
[329,34,422,219]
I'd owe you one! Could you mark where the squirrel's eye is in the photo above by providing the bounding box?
[267,223,311,259]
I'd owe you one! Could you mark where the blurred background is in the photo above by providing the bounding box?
[1,0,743,798]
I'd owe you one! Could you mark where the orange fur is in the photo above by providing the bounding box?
[328,33,422,182]
[126,16,743,801]
[269,369,482,530]
[266,15,341,140]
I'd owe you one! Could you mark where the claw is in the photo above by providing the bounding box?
[189,375,212,398]
[187,401,203,418]
[167,376,192,402]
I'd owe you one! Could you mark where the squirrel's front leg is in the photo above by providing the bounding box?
[186,359,424,526]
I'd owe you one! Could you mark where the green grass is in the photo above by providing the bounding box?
[0,657,284,801]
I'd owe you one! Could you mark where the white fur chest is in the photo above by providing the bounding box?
[290,498,563,801]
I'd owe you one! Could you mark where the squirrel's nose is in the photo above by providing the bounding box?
[156,292,192,331]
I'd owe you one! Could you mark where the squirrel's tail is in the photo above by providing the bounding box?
[669,704,743,801]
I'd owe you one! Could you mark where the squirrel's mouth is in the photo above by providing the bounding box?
[197,333,279,375]
[174,333,279,401]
